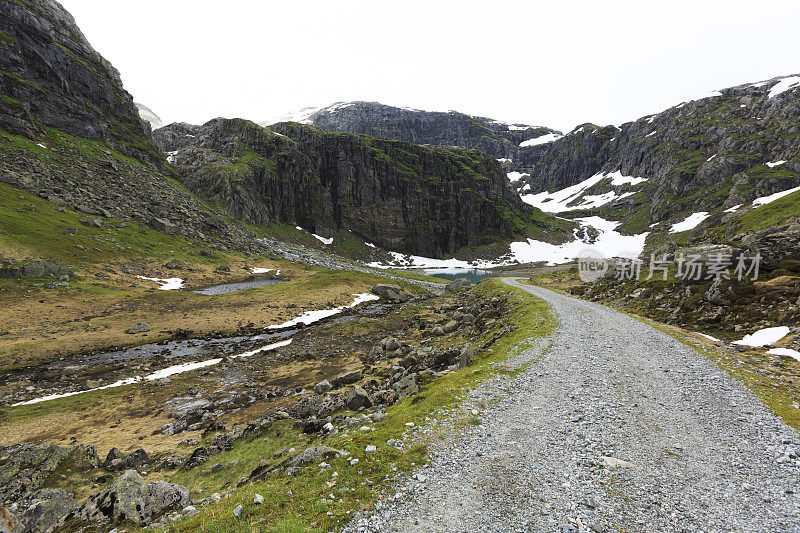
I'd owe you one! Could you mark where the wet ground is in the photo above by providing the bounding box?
[192,278,286,296]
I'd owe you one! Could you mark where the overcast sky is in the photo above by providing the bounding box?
[60,0,799,132]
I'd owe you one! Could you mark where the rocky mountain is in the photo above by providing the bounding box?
[263,101,562,162]
[155,119,556,258]
[512,76,800,245]
[0,0,261,249]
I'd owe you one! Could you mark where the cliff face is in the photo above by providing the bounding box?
[155,119,544,258]
[0,0,256,249]
[0,0,160,164]
[272,101,562,162]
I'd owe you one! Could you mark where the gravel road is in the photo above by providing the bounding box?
[345,278,800,532]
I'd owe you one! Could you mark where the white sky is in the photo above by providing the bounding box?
[60,0,799,132]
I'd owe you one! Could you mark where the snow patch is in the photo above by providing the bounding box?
[519,133,562,147]
[136,276,184,290]
[607,170,648,186]
[268,293,379,329]
[768,76,800,98]
[766,160,787,168]
[733,326,790,347]
[13,339,293,406]
[767,348,800,360]
[669,212,709,233]
[752,186,800,207]
[723,204,742,213]
[507,171,530,182]
[312,234,333,245]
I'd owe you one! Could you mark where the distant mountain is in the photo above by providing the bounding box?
[262,101,562,162]
[511,74,800,264]
[154,119,566,258]
[135,103,163,130]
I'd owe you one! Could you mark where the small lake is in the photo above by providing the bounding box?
[193,278,285,296]
[417,267,496,284]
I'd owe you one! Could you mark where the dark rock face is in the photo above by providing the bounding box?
[515,75,800,220]
[0,0,260,250]
[0,443,98,504]
[0,0,158,164]
[4,487,77,533]
[299,101,561,161]
[155,119,538,257]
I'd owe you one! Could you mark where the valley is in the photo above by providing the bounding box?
[1,0,799,532]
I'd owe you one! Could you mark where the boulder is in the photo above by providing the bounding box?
[392,374,420,399]
[314,379,332,394]
[459,347,480,368]
[287,446,347,467]
[288,393,324,419]
[330,369,362,388]
[371,284,412,303]
[149,217,178,235]
[5,488,78,533]
[126,322,151,334]
[0,443,99,502]
[77,470,189,526]
[344,386,373,410]
[443,320,459,334]
[445,278,472,293]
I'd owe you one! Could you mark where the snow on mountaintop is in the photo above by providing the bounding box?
[519,170,646,213]
[260,103,358,126]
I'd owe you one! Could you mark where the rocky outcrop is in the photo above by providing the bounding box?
[514,75,800,225]
[155,118,546,257]
[288,101,561,162]
[70,469,189,527]
[0,443,98,504]
[0,0,159,163]
[0,0,262,251]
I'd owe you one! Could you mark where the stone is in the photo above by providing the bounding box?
[6,488,78,533]
[126,322,151,334]
[288,394,324,419]
[445,278,472,293]
[344,386,373,410]
[392,374,420,399]
[253,494,264,504]
[314,379,332,394]
[380,336,401,351]
[431,326,444,336]
[232,505,243,518]
[365,445,377,453]
[371,284,412,303]
[330,370,362,388]
[77,470,189,526]
[287,447,347,467]
[599,456,635,468]
[149,217,178,235]
[443,320,459,334]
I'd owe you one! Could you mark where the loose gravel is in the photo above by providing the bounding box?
[343,278,800,532]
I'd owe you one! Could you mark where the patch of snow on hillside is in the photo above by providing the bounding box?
[723,204,742,213]
[669,212,709,233]
[607,170,648,186]
[497,158,512,163]
[752,186,800,206]
[733,326,790,347]
[707,154,717,162]
[312,234,334,245]
[509,216,648,265]
[768,348,800,360]
[697,333,722,343]
[136,276,184,290]
[766,160,787,168]
[268,293,379,329]
[768,76,800,98]
[507,171,530,182]
[519,133,563,147]
[520,173,607,212]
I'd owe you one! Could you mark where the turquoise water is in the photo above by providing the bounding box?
[418,268,496,284]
